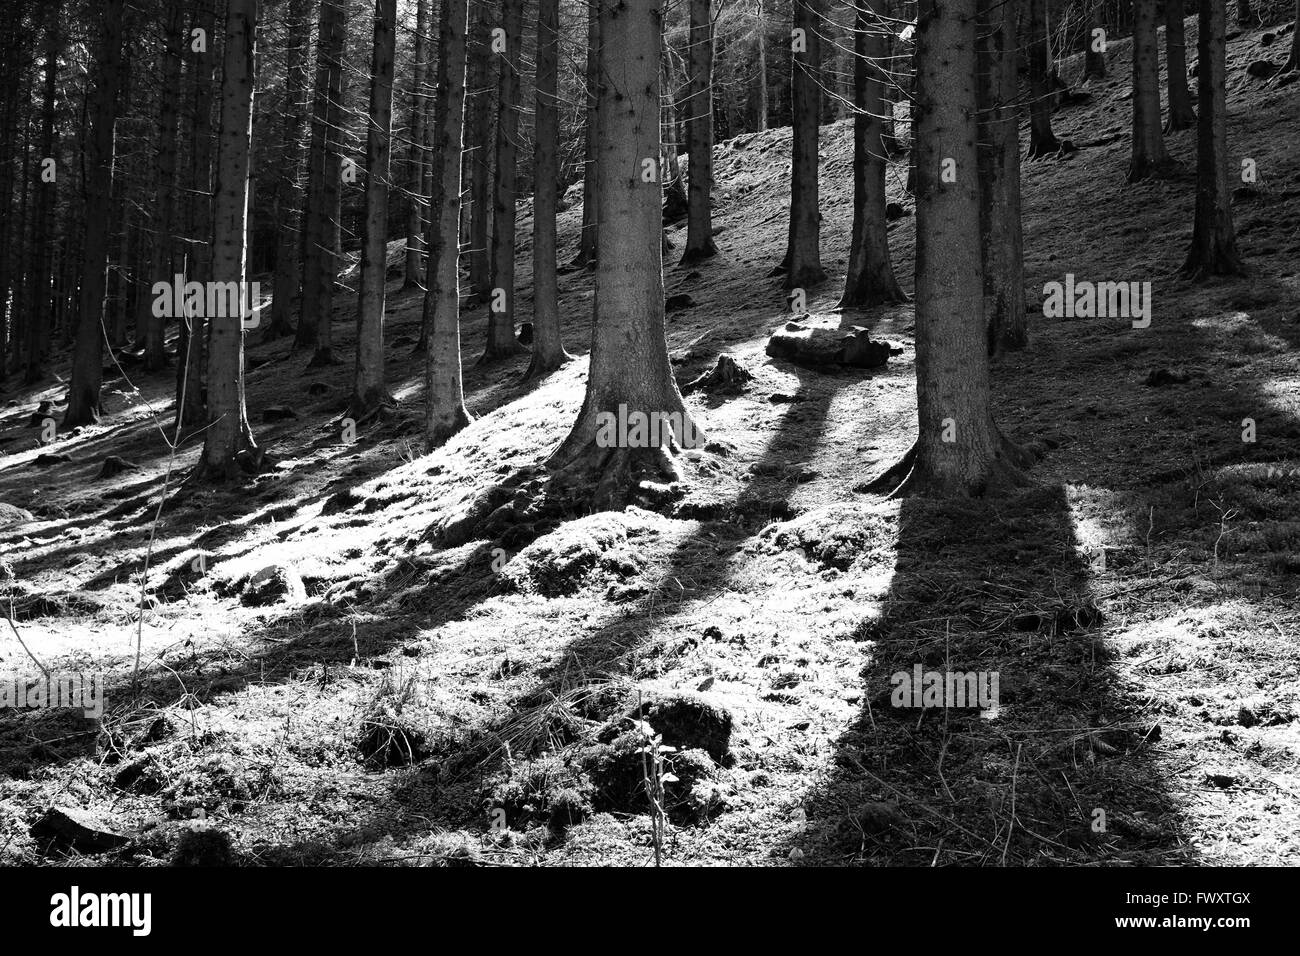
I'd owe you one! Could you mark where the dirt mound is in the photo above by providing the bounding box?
[760,503,897,570]
[499,508,663,597]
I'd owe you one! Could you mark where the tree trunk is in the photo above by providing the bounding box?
[1165,0,1197,132]
[1235,0,1259,27]
[839,0,906,309]
[265,0,311,340]
[1182,0,1246,278]
[522,0,573,379]
[297,0,347,359]
[548,0,702,502]
[352,0,398,417]
[27,3,59,384]
[198,0,261,478]
[779,0,825,289]
[1083,1,1107,78]
[465,0,494,300]
[1026,0,1061,158]
[682,0,717,262]
[64,0,127,429]
[177,0,217,429]
[755,0,768,131]
[574,2,600,267]
[977,0,1025,352]
[1129,0,1172,180]
[869,0,1027,497]
[482,0,524,361]
[402,0,432,290]
[424,0,474,445]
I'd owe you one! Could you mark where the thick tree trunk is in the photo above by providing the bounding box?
[1165,0,1197,132]
[1182,0,1246,278]
[402,0,432,290]
[297,0,347,359]
[522,0,573,379]
[27,4,59,384]
[682,0,717,263]
[424,0,474,445]
[755,0,768,131]
[1026,0,1061,158]
[1083,1,1107,78]
[778,0,825,289]
[142,0,184,372]
[548,0,701,501]
[482,0,524,361]
[177,0,217,429]
[466,1,494,300]
[1129,0,1173,180]
[352,0,398,417]
[198,0,261,479]
[977,0,1026,353]
[574,2,600,267]
[64,0,127,429]
[839,0,906,309]
[265,0,311,340]
[869,0,1027,497]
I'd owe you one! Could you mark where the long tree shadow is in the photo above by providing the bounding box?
[784,484,1191,865]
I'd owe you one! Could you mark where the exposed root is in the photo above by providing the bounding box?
[857,431,1036,499]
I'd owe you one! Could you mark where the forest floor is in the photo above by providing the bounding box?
[2,19,1300,867]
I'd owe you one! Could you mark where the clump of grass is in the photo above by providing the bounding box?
[355,670,428,768]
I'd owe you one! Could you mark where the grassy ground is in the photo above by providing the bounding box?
[2,18,1299,866]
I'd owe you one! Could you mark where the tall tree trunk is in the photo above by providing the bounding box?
[1083,1,1107,78]
[573,1,600,267]
[778,0,825,289]
[977,0,1025,352]
[839,0,906,308]
[27,3,59,384]
[297,0,347,358]
[177,0,217,429]
[682,0,717,263]
[265,0,311,340]
[465,0,494,300]
[1129,0,1173,180]
[1165,0,1197,132]
[482,0,524,361]
[402,0,432,290]
[548,0,702,500]
[755,0,768,131]
[64,0,127,429]
[1235,0,1259,27]
[141,0,185,372]
[868,0,1028,497]
[199,0,261,478]
[1026,0,1061,158]
[424,0,474,445]
[522,0,572,379]
[352,0,398,417]
[1182,0,1245,278]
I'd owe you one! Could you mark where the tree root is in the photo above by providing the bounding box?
[857,430,1037,499]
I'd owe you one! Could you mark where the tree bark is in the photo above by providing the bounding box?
[682,0,717,262]
[64,0,127,429]
[1129,0,1173,180]
[977,0,1026,352]
[755,0,768,131]
[1083,1,1107,78]
[839,0,906,308]
[1026,0,1061,158]
[466,0,494,300]
[1165,0,1197,132]
[198,0,260,478]
[424,0,474,445]
[402,0,432,290]
[352,0,398,417]
[870,0,1027,497]
[27,3,59,384]
[522,0,573,379]
[548,0,702,500]
[778,0,825,289]
[1182,0,1246,278]
[574,2,600,267]
[481,0,525,361]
